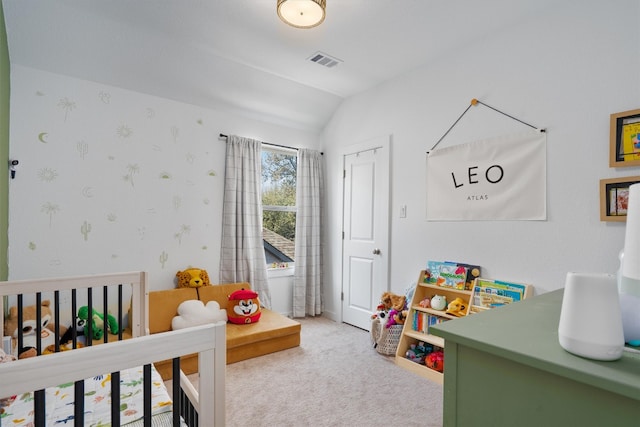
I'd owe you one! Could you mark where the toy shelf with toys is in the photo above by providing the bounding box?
[395,266,533,384]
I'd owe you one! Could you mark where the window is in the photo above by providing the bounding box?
[261,147,297,266]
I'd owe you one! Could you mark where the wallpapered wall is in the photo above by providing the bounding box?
[8,66,227,287]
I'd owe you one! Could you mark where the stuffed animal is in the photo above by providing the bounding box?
[176,268,211,288]
[77,306,119,340]
[3,300,61,356]
[445,297,468,317]
[371,303,388,321]
[419,297,431,308]
[171,300,228,330]
[380,291,406,311]
[430,295,447,311]
[426,350,444,372]
[227,288,261,324]
[394,309,408,325]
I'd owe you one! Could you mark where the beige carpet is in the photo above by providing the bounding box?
[178,316,443,427]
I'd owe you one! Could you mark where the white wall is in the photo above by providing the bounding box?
[7,65,319,295]
[321,1,640,319]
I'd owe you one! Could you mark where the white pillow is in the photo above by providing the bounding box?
[171,300,228,330]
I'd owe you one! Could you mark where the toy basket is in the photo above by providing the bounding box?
[371,318,403,355]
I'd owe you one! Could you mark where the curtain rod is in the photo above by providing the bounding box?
[219,133,323,155]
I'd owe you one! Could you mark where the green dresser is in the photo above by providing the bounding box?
[431,289,640,427]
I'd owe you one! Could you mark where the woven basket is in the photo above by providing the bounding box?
[371,319,403,355]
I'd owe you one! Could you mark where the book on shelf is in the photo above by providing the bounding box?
[412,310,447,334]
[445,261,481,290]
[472,278,528,309]
[425,261,468,289]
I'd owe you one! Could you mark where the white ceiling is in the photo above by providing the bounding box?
[2,0,553,132]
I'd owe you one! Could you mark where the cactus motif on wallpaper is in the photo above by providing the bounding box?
[28,242,36,251]
[197,118,203,125]
[170,126,179,143]
[58,97,76,122]
[159,250,168,268]
[38,168,58,182]
[117,124,133,139]
[81,221,92,241]
[174,224,191,244]
[123,164,140,187]
[41,202,60,228]
[77,140,89,159]
[98,91,111,104]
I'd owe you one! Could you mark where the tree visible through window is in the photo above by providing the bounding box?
[262,148,296,265]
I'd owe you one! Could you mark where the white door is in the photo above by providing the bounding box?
[341,136,390,331]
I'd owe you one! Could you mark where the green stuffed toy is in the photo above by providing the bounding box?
[77,306,119,340]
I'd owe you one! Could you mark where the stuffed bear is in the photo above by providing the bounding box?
[227,288,261,324]
[3,300,64,357]
[171,300,228,330]
[176,268,211,288]
[380,291,406,311]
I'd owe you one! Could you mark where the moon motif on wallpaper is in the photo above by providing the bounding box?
[82,187,94,198]
[38,132,49,143]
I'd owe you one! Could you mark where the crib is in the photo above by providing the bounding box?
[0,271,225,426]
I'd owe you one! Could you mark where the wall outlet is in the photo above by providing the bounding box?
[400,205,407,218]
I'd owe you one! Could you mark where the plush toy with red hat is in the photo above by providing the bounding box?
[227,288,262,324]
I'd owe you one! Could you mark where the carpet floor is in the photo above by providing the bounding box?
[178,316,444,426]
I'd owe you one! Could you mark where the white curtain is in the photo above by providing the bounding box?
[293,149,324,317]
[219,135,271,309]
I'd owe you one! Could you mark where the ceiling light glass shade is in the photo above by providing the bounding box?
[277,0,326,29]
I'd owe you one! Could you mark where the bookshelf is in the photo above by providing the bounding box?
[395,270,532,383]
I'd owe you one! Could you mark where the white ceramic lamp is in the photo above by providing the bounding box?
[619,183,640,345]
[558,272,624,361]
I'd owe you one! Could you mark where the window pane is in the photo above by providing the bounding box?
[262,150,296,207]
[263,211,296,263]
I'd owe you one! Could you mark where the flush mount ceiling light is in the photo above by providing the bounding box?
[277,0,326,29]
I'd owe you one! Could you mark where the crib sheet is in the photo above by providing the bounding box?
[0,363,173,426]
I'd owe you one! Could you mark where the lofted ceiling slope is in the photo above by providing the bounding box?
[3,0,554,132]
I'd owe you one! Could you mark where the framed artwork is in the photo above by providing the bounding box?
[600,176,640,221]
[610,108,640,167]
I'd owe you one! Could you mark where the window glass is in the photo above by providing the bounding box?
[262,148,297,265]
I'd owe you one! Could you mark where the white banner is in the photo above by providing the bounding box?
[426,131,546,221]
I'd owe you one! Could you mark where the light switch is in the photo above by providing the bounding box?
[400,205,407,218]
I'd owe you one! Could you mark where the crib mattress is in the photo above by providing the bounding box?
[0,363,175,426]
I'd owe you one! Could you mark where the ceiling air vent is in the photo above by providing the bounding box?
[308,51,342,68]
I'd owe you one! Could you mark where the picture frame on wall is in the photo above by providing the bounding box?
[600,176,640,222]
[610,108,640,167]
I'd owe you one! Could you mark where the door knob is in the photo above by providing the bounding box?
[373,248,381,255]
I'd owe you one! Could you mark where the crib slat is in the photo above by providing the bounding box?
[173,358,181,427]
[34,389,45,427]
[74,380,84,425]
[111,371,121,425]
[144,363,152,427]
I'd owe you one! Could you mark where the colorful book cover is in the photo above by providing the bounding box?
[473,278,527,308]
[426,261,467,289]
[446,261,481,290]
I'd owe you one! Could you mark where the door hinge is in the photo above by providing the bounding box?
[343,169,346,178]
[342,231,344,239]
[341,292,344,301]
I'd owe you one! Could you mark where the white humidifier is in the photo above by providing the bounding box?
[558,272,624,361]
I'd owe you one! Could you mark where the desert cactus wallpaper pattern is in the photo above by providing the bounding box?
[8,66,226,286]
